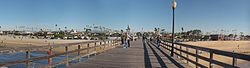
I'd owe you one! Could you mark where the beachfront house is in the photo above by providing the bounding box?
[201,35,211,41]
[246,35,250,40]
[0,31,3,35]
[46,32,54,39]
[210,34,224,41]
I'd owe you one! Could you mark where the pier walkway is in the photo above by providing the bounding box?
[69,40,190,68]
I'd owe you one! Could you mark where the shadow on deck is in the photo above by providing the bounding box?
[69,39,190,68]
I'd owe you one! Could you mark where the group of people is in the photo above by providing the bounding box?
[142,33,162,48]
[120,30,131,48]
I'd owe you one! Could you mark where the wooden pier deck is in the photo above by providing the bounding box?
[69,40,190,68]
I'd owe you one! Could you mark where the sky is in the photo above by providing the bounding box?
[0,0,249,35]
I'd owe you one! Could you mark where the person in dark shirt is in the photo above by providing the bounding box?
[120,30,124,45]
[157,36,161,47]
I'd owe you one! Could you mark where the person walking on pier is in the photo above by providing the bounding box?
[142,33,147,44]
[120,30,124,45]
[127,34,131,47]
[157,35,161,47]
[126,26,131,47]
[123,32,129,48]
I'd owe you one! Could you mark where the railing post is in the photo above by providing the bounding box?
[78,44,81,62]
[112,40,114,46]
[232,57,235,67]
[48,44,53,68]
[166,42,169,52]
[114,40,116,45]
[176,45,178,58]
[94,42,97,55]
[180,45,182,59]
[209,51,213,68]
[103,41,105,50]
[110,40,113,46]
[111,40,114,48]
[168,42,170,50]
[195,49,198,68]
[108,41,110,47]
[232,51,237,67]
[87,43,90,58]
[116,40,118,45]
[65,46,69,67]
[94,42,97,51]
[26,48,30,68]
[112,41,114,47]
[99,42,102,50]
[115,40,118,45]
[113,40,116,47]
[186,47,189,64]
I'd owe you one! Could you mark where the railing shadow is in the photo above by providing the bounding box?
[146,41,168,68]
[143,40,152,68]
[148,41,185,68]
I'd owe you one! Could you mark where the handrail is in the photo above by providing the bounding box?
[163,41,250,61]
[0,40,120,67]
[151,40,250,68]
[1,40,113,50]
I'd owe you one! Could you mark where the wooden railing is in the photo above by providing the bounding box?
[150,40,250,68]
[0,40,120,68]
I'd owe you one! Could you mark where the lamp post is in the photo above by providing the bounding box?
[171,0,177,57]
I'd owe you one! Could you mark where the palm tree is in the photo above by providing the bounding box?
[64,27,67,32]
[161,29,165,32]
[240,32,244,40]
[181,27,184,32]
[154,28,157,32]
[192,29,202,41]
[181,27,184,40]
[55,24,58,31]
[40,29,43,32]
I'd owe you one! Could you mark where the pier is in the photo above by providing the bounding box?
[0,39,250,68]
[70,40,190,68]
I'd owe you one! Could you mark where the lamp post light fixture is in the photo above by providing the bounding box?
[171,0,177,57]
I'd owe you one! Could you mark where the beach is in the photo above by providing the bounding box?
[180,41,250,68]
[0,35,96,53]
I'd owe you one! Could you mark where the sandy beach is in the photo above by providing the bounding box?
[183,41,250,54]
[180,41,250,68]
[0,35,96,53]
[0,35,91,46]
[1,35,249,68]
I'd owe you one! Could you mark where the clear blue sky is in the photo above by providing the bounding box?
[0,0,249,35]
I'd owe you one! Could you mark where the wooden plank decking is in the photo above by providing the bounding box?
[69,40,191,68]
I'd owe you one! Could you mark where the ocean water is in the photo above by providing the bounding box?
[0,51,89,68]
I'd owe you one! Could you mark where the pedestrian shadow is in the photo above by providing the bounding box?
[148,41,185,68]
[147,41,168,68]
[143,40,152,68]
